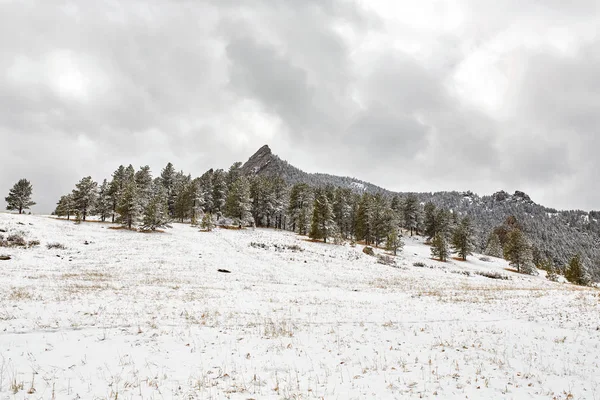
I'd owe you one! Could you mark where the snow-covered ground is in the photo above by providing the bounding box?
[0,213,599,399]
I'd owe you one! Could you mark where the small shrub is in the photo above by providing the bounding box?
[362,246,375,256]
[6,233,26,247]
[47,242,67,250]
[377,254,396,266]
[450,269,471,276]
[250,242,269,250]
[475,271,510,280]
[27,240,40,248]
[413,262,426,268]
[286,244,303,252]
[479,256,491,262]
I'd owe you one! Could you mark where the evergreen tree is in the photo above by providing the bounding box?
[565,255,590,286]
[141,186,171,231]
[386,227,404,256]
[201,212,215,232]
[108,165,127,223]
[198,169,215,214]
[172,172,192,222]
[309,189,336,243]
[135,165,153,209]
[95,179,112,222]
[504,229,536,274]
[371,194,392,247]
[451,216,475,261]
[403,195,419,236]
[212,169,227,219]
[116,179,141,229]
[55,194,74,220]
[423,202,437,241]
[333,187,353,239]
[288,183,313,235]
[430,232,449,261]
[160,162,176,216]
[355,193,373,245]
[484,233,504,258]
[225,176,252,226]
[71,176,98,221]
[227,162,243,190]
[5,179,35,214]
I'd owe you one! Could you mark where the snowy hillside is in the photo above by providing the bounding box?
[0,213,599,399]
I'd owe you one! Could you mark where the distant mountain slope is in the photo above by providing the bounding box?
[240,145,389,194]
[240,145,600,278]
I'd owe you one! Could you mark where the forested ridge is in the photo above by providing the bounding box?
[42,145,599,281]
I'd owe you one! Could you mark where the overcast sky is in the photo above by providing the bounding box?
[1,0,599,213]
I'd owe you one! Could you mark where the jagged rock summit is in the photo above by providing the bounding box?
[240,145,277,175]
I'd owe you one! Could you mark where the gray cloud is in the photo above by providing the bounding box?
[0,0,599,212]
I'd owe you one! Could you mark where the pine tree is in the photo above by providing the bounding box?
[504,229,536,274]
[288,183,312,235]
[160,162,176,216]
[95,179,112,222]
[225,176,252,226]
[386,227,404,256]
[423,202,437,241]
[484,233,504,258]
[199,169,215,214]
[309,189,336,243]
[201,212,215,232]
[355,193,373,244]
[403,195,419,236]
[108,165,127,223]
[172,172,192,222]
[71,176,98,221]
[135,165,153,209]
[451,216,474,261]
[212,169,227,219]
[565,255,590,286]
[5,179,35,214]
[141,186,171,231]
[55,194,74,220]
[116,180,141,229]
[430,232,449,261]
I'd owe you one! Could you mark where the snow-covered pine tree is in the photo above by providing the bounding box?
[355,193,373,245]
[423,202,437,241]
[226,162,243,191]
[5,178,35,214]
[198,169,214,214]
[212,169,227,219]
[403,195,420,236]
[451,216,475,261]
[160,162,176,216]
[225,176,252,226]
[565,255,591,286]
[201,212,215,232]
[141,185,171,231]
[55,194,74,219]
[116,179,141,229]
[288,183,313,235]
[309,189,336,243]
[172,172,192,222]
[135,165,153,210]
[108,165,127,223]
[72,176,98,221]
[386,227,404,256]
[484,233,504,258]
[189,178,204,226]
[430,232,449,261]
[95,179,112,222]
[504,229,537,274]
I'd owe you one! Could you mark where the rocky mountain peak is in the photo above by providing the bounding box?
[241,144,277,175]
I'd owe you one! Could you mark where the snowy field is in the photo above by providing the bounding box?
[0,213,599,399]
